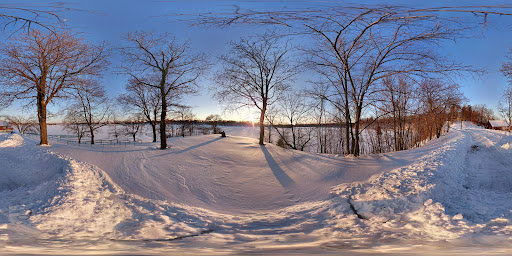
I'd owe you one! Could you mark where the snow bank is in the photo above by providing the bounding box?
[327,128,469,243]
[0,133,215,247]
[328,124,512,246]
[0,134,66,191]
[0,133,22,148]
[0,133,127,242]
[501,142,512,150]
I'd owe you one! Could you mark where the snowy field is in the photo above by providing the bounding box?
[1,123,512,255]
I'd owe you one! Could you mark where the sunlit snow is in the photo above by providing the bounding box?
[1,122,512,255]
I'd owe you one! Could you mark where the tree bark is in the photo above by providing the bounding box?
[160,78,167,149]
[344,91,351,155]
[151,122,157,143]
[36,84,49,145]
[259,99,267,145]
[37,100,48,145]
[352,105,362,156]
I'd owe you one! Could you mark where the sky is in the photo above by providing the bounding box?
[2,0,512,121]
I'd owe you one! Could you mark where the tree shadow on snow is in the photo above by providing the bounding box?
[173,137,223,154]
[260,145,295,188]
[151,137,223,158]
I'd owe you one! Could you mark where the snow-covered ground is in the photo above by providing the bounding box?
[1,123,512,255]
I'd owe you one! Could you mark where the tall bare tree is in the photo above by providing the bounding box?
[0,29,108,145]
[306,9,466,156]
[380,76,416,151]
[68,80,110,144]
[118,77,161,142]
[121,31,206,149]
[214,34,299,145]
[195,5,495,156]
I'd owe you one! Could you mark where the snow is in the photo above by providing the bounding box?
[1,123,512,255]
[488,120,509,128]
[0,133,22,148]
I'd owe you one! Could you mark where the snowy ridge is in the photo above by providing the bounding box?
[0,133,22,148]
[329,127,469,243]
[328,125,512,247]
[0,133,208,245]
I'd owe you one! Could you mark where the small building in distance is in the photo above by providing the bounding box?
[487,120,511,131]
[0,121,13,132]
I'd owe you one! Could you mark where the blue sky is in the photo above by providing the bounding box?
[2,0,512,121]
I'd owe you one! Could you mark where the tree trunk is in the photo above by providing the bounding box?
[160,102,167,149]
[267,125,272,143]
[90,129,95,145]
[37,91,48,145]
[352,105,362,157]
[259,100,267,145]
[344,93,351,155]
[151,121,157,143]
[159,74,167,150]
[38,109,48,145]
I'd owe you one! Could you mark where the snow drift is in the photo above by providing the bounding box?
[0,133,209,248]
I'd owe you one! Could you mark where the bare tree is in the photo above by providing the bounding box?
[118,77,161,142]
[172,105,195,137]
[120,31,206,149]
[500,49,512,131]
[4,115,36,134]
[501,47,512,83]
[108,108,122,143]
[0,29,108,145]
[498,86,512,132]
[124,114,144,142]
[63,108,88,144]
[205,114,222,134]
[417,79,464,139]
[68,80,110,144]
[306,9,467,156]
[380,76,416,151]
[471,104,495,125]
[264,107,279,144]
[194,5,495,156]
[309,82,332,154]
[214,34,299,145]
[271,92,313,151]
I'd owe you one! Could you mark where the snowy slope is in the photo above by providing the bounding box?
[46,133,423,214]
[0,133,211,254]
[1,123,512,255]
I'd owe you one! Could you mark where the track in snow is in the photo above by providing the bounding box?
[446,127,512,223]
